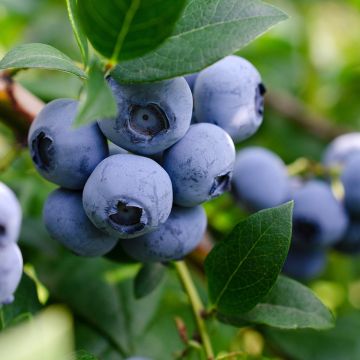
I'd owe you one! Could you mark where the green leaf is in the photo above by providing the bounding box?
[38,257,130,356]
[265,312,360,360]
[74,60,117,126]
[134,263,167,299]
[112,0,288,83]
[74,350,98,360]
[205,202,293,316]
[0,43,86,78]
[77,0,187,62]
[66,0,89,66]
[0,274,42,330]
[218,276,334,330]
[37,253,165,357]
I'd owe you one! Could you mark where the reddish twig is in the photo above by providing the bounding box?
[266,90,348,141]
[0,71,44,144]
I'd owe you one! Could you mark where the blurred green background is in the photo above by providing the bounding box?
[1,0,360,359]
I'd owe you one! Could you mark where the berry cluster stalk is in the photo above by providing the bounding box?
[174,261,214,360]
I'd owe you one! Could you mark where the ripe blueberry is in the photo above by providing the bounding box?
[0,182,22,246]
[292,180,348,248]
[335,220,360,254]
[283,247,326,280]
[323,132,360,167]
[184,73,198,93]
[194,56,265,142]
[121,206,207,263]
[28,99,108,189]
[43,189,118,257]
[0,243,23,305]
[341,153,360,218]
[83,154,173,239]
[163,123,235,207]
[232,147,290,211]
[98,77,193,155]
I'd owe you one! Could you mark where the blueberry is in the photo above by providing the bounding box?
[292,180,348,248]
[163,123,235,207]
[185,73,198,124]
[283,247,326,280]
[121,205,207,262]
[194,55,265,142]
[43,189,118,257]
[105,241,137,264]
[322,132,360,167]
[0,243,23,305]
[98,77,193,155]
[108,142,129,156]
[232,147,290,211]
[0,182,22,246]
[341,153,360,218]
[184,73,198,93]
[335,220,360,254]
[28,99,108,189]
[83,154,173,239]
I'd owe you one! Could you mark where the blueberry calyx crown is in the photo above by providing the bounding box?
[128,104,170,138]
[293,217,320,246]
[209,172,232,198]
[31,131,54,171]
[109,201,146,234]
[255,83,266,116]
[0,224,5,236]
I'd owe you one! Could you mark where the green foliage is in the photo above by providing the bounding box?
[266,312,360,360]
[205,202,293,316]
[2,0,357,358]
[66,0,89,67]
[0,43,86,78]
[74,60,117,126]
[74,350,99,360]
[77,0,186,62]
[112,0,287,83]
[218,276,334,330]
[134,263,167,299]
[0,274,42,330]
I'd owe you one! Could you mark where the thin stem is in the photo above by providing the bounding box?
[287,157,342,178]
[174,261,215,360]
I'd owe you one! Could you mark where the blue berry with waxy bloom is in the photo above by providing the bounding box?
[232,147,290,211]
[0,182,22,246]
[341,153,360,218]
[28,99,108,190]
[163,123,235,207]
[322,132,360,167]
[335,220,360,254]
[292,180,348,249]
[83,154,173,239]
[283,246,326,280]
[98,77,193,155]
[185,73,198,93]
[121,205,207,263]
[0,243,23,305]
[194,55,265,142]
[43,189,118,257]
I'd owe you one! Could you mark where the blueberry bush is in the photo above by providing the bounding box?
[1,0,360,359]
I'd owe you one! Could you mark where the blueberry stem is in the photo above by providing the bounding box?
[287,157,341,178]
[174,261,214,360]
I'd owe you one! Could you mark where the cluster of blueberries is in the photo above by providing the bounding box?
[0,182,23,305]
[231,133,360,279]
[28,55,265,266]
